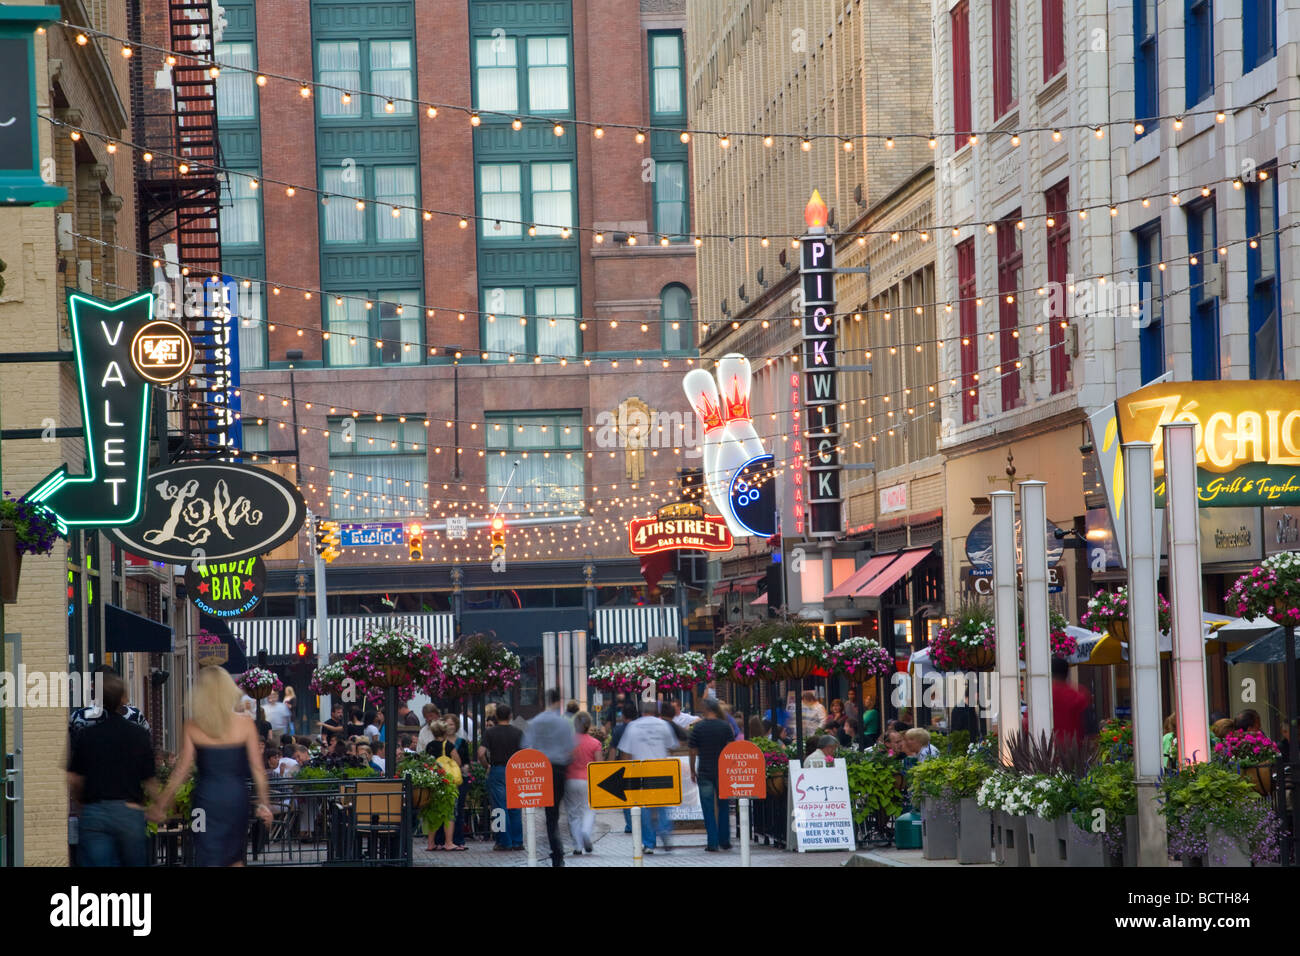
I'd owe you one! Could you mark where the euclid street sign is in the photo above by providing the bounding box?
[628,507,733,555]
[26,292,157,533]
[587,759,682,809]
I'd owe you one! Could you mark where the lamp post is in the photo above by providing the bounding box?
[447,347,462,481]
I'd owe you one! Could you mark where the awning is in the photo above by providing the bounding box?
[105,604,174,654]
[750,593,768,606]
[1227,628,1296,664]
[826,554,897,598]
[718,573,764,594]
[858,548,932,598]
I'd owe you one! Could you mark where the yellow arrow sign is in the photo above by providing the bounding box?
[586,759,682,809]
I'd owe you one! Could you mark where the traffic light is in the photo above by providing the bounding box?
[490,516,505,559]
[295,639,313,659]
[314,519,341,563]
[408,523,423,560]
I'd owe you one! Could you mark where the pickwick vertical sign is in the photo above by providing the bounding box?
[800,190,841,537]
[25,292,178,532]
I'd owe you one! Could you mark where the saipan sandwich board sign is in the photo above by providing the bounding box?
[23,290,304,559]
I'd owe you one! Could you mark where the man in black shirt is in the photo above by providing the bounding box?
[67,674,158,866]
[321,703,346,745]
[477,703,524,850]
[688,697,735,852]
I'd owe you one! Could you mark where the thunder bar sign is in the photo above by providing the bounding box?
[801,190,841,537]
[629,510,734,555]
[1116,381,1300,507]
[25,292,156,533]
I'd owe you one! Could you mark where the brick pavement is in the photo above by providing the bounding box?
[414,809,855,867]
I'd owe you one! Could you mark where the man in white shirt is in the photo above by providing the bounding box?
[266,691,292,738]
[617,704,680,854]
[416,703,441,753]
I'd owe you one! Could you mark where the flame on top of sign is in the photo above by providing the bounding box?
[804,189,828,230]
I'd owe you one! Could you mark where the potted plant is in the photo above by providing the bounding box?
[640,648,712,692]
[908,754,993,862]
[1080,586,1171,645]
[236,667,282,701]
[929,603,996,671]
[589,653,649,695]
[1226,551,1300,625]
[0,492,60,603]
[344,623,442,706]
[828,636,894,679]
[755,618,829,680]
[1161,762,1283,867]
[1017,609,1077,660]
[399,752,457,837]
[309,659,350,697]
[841,749,906,840]
[1097,718,1133,764]
[439,632,521,698]
[978,771,1025,866]
[1022,773,1077,867]
[752,735,790,793]
[1213,728,1282,796]
[1070,761,1138,866]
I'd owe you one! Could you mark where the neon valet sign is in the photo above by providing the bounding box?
[26,292,155,533]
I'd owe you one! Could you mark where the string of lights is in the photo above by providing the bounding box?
[43,112,1293,248]
[58,20,1292,151]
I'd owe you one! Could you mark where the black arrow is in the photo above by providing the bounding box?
[597,766,675,803]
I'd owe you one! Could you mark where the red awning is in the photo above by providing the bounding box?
[750,593,768,606]
[826,554,898,598]
[720,573,764,594]
[858,548,932,597]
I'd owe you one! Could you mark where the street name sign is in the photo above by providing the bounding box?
[506,749,553,809]
[587,759,682,809]
[339,521,405,548]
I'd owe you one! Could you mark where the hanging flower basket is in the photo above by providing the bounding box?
[439,632,522,698]
[640,649,712,691]
[343,624,442,705]
[589,653,650,694]
[309,659,350,696]
[1081,586,1171,640]
[756,620,829,680]
[0,526,21,605]
[929,603,996,672]
[237,667,282,700]
[782,654,819,680]
[828,637,893,678]
[194,631,228,668]
[1241,765,1273,797]
[963,645,997,671]
[0,495,61,604]
[1227,553,1300,627]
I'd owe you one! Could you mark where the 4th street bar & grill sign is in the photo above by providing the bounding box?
[628,513,733,555]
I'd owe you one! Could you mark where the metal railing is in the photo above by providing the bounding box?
[151,777,414,866]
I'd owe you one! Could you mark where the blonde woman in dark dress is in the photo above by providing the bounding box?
[150,666,272,865]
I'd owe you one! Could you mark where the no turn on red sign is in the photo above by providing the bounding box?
[719,741,766,800]
[506,749,553,809]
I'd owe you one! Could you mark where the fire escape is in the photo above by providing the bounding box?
[130,0,226,461]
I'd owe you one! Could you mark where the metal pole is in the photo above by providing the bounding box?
[1123,442,1167,866]
[739,797,751,867]
[525,806,537,867]
[314,527,329,726]
[631,808,643,866]
[1163,422,1209,765]
[385,686,398,778]
[1285,623,1300,864]
[452,356,461,481]
[991,491,1018,763]
[1020,481,1052,741]
[795,677,805,757]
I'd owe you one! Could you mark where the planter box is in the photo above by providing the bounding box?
[1206,826,1251,867]
[1000,813,1030,867]
[1054,818,1073,865]
[1065,822,1108,866]
[957,798,992,864]
[1026,816,1065,867]
[1120,815,1139,867]
[920,798,958,860]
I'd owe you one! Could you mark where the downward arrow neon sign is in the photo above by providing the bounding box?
[25,292,154,534]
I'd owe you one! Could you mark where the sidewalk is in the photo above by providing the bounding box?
[415,809,856,867]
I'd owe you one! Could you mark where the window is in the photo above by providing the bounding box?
[325,291,421,367]
[485,412,584,515]
[957,239,978,422]
[1185,0,1213,109]
[660,284,692,352]
[482,287,526,358]
[475,36,518,111]
[220,170,261,245]
[480,164,522,237]
[1244,0,1277,73]
[482,286,578,360]
[328,417,427,521]
[375,166,417,242]
[239,422,269,457]
[530,163,573,235]
[1042,0,1065,79]
[317,41,362,117]
[526,37,569,112]
[951,0,972,148]
[1186,200,1220,380]
[992,0,1017,118]
[1246,168,1283,378]
[1045,181,1071,393]
[650,32,684,116]
[370,40,413,115]
[320,167,365,243]
[534,286,579,358]
[237,292,266,370]
[1134,0,1157,136]
[996,213,1023,410]
[215,42,255,120]
[654,161,688,238]
[1134,223,1164,384]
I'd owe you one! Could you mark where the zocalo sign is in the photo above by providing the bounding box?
[107,463,306,563]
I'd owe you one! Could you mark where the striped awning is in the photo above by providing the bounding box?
[230,613,456,659]
[595,605,681,645]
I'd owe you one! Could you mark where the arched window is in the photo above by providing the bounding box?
[660,283,692,352]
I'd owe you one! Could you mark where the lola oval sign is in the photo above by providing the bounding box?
[107,463,306,562]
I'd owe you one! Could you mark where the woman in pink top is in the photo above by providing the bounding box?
[565,712,602,855]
